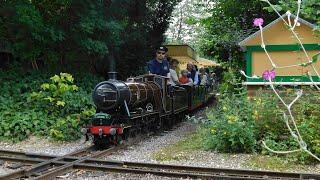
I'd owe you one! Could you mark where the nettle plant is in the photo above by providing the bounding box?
[241,0,320,161]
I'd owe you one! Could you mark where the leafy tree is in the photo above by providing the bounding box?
[114,0,181,78]
[165,0,213,46]
[274,0,319,34]
[0,1,48,69]
[0,0,180,78]
[196,0,278,68]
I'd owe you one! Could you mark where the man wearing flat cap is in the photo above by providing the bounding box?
[147,46,170,77]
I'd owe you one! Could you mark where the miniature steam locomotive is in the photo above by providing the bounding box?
[84,72,215,147]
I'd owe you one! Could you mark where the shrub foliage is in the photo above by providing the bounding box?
[205,93,257,153]
[203,87,320,163]
[0,71,100,142]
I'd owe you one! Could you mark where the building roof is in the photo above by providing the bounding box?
[197,57,220,67]
[239,14,316,47]
[166,44,219,68]
[166,44,197,62]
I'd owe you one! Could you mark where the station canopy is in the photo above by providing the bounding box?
[166,45,219,69]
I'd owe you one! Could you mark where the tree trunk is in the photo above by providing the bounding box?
[177,9,183,41]
[34,60,39,70]
[60,54,66,71]
[31,61,35,70]
[31,60,39,70]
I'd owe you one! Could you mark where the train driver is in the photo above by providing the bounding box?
[147,46,170,77]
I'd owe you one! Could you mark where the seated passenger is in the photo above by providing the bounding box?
[211,72,216,84]
[179,70,193,86]
[205,68,213,86]
[147,46,170,77]
[186,63,199,86]
[199,67,208,86]
[168,59,180,86]
[194,65,200,86]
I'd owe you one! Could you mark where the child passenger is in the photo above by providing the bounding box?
[179,69,193,86]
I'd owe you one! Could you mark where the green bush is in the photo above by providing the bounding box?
[261,89,320,163]
[218,66,243,96]
[204,93,257,153]
[0,70,99,142]
[30,73,97,140]
[250,90,285,140]
[203,86,320,163]
[49,115,82,141]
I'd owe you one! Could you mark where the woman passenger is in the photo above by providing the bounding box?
[168,59,180,86]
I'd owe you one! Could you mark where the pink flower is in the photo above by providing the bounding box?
[253,18,264,27]
[262,70,276,81]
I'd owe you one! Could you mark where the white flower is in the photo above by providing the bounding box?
[300,141,307,150]
[296,90,303,97]
[285,11,291,16]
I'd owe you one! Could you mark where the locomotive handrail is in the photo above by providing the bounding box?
[102,99,117,102]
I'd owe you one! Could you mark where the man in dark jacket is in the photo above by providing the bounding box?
[147,46,170,77]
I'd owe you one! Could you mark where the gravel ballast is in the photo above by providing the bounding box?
[107,122,197,163]
[1,107,319,178]
[0,136,92,156]
[105,121,253,168]
[64,120,320,179]
[0,136,91,176]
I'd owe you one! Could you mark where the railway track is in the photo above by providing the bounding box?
[0,149,319,179]
[0,145,121,180]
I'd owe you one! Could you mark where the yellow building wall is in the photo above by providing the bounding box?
[252,50,320,76]
[244,19,319,46]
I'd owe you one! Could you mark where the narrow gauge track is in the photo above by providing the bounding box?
[0,145,122,180]
[0,150,319,179]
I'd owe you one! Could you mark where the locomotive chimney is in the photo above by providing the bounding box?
[108,71,117,80]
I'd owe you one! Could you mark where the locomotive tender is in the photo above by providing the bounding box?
[85,73,215,147]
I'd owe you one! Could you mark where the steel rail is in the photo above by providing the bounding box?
[74,163,246,180]
[0,145,95,180]
[1,151,319,180]
[0,155,290,180]
[76,159,320,180]
[0,150,56,160]
[34,145,122,180]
